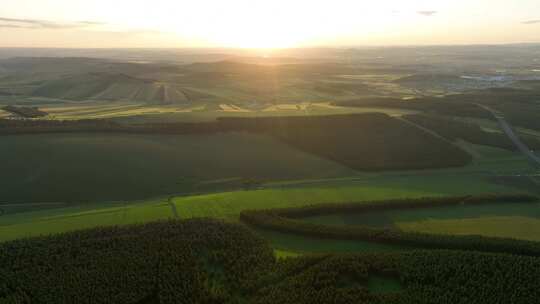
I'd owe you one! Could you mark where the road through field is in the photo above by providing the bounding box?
[477,104,540,167]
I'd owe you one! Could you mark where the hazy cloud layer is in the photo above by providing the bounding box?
[0,17,104,29]
[522,19,540,24]
[417,11,437,17]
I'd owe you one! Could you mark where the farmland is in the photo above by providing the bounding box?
[1,47,540,302]
[0,131,537,244]
[0,168,531,243]
[302,200,540,242]
[0,112,491,203]
[0,132,354,203]
[398,216,540,242]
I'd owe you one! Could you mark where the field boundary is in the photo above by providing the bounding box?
[240,193,540,256]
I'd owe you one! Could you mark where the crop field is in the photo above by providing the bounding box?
[172,174,517,220]
[0,173,521,243]
[241,194,540,256]
[254,228,410,254]
[0,139,536,245]
[172,141,537,220]
[5,113,527,204]
[0,132,355,203]
[41,101,201,120]
[221,113,473,170]
[303,201,540,241]
[0,201,173,242]
[398,216,540,242]
[6,98,421,122]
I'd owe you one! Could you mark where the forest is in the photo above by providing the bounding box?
[1,219,539,304]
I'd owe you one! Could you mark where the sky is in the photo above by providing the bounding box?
[0,0,539,48]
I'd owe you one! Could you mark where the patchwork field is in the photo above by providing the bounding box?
[0,173,525,243]
[1,137,537,245]
[1,57,540,260]
[2,49,540,302]
[0,98,421,122]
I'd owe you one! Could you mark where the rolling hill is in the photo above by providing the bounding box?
[31,72,189,104]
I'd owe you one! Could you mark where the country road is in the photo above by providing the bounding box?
[477,104,540,167]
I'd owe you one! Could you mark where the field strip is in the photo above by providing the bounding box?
[167,196,179,219]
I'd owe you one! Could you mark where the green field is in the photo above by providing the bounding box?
[254,228,409,254]
[302,201,540,242]
[1,138,536,246]
[0,172,523,243]
[1,93,539,255]
[398,216,540,242]
[303,201,540,227]
[0,132,355,203]
[2,50,540,303]
[172,174,519,220]
[0,201,173,242]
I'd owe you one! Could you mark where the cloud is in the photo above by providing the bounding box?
[417,11,437,17]
[0,17,105,29]
[0,24,28,29]
[522,19,540,25]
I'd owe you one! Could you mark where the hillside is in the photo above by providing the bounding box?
[31,72,189,104]
[219,113,473,170]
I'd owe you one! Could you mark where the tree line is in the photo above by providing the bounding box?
[240,194,540,257]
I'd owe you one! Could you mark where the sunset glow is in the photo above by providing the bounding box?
[0,0,539,48]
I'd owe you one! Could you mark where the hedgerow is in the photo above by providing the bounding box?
[240,194,540,256]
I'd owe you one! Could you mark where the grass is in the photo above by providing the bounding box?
[398,216,540,242]
[173,173,519,221]
[0,169,520,244]
[304,200,540,226]
[299,198,540,244]
[274,249,301,259]
[255,228,408,254]
[0,201,173,242]
[0,170,519,243]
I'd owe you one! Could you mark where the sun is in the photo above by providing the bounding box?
[150,1,323,48]
[209,24,308,49]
